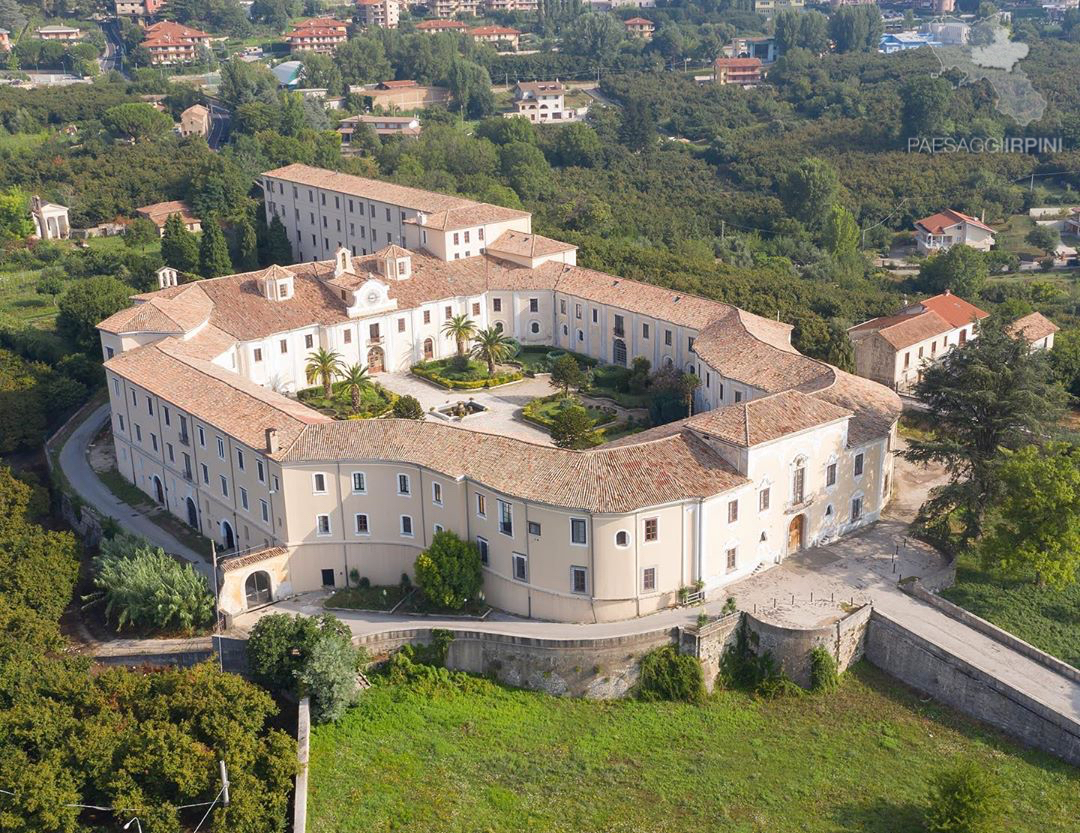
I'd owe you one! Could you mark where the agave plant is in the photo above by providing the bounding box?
[305,347,345,399]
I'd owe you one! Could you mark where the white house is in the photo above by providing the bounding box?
[914,209,996,255]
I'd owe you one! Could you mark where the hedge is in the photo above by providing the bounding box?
[412,363,523,390]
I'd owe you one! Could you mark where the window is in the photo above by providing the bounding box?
[147,398,153,416]
[343,329,352,344]
[220,475,229,498]
[727,499,738,523]
[571,566,588,594]
[826,463,837,487]
[400,515,413,537]
[369,322,380,340]
[615,530,630,548]
[432,482,443,505]
[642,566,657,592]
[644,518,658,541]
[216,436,225,460]
[851,497,863,520]
[352,472,366,493]
[434,523,444,535]
[726,547,737,573]
[106,346,115,359]
[316,514,331,536]
[575,303,582,319]
[236,449,245,470]
[642,322,650,339]
[355,513,369,535]
[240,487,249,511]
[734,391,743,403]
[530,321,540,334]
[476,493,487,517]
[280,339,288,354]
[132,389,138,406]
[560,299,567,315]
[793,467,805,504]
[529,298,539,313]
[591,308,598,324]
[493,298,502,312]
[423,310,431,324]
[688,336,695,351]
[918,346,924,359]
[453,232,459,245]
[398,318,406,333]
[759,487,770,512]
[117,414,125,432]
[498,500,513,536]
[134,424,142,442]
[254,348,263,362]
[166,443,174,462]
[163,406,171,427]
[477,536,489,564]
[464,231,470,243]
[473,302,481,316]
[664,329,672,346]
[150,433,158,452]
[260,499,270,523]
[854,453,864,477]
[527,521,542,537]
[201,464,209,484]
[321,568,334,587]
[257,460,265,483]
[512,553,528,582]
[313,473,327,494]
[198,426,206,447]
[570,518,588,545]
[397,473,410,495]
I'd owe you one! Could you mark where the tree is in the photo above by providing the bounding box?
[902,76,953,138]
[0,188,34,244]
[57,276,133,350]
[247,612,353,694]
[413,530,482,610]
[619,96,657,153]
[1049,328,1080,396]
[35,269,65,304]
[550,353,585,397]
[198,218,232,278]
[830,5,883,53]
[341,363,372,410]
[978,443,1080,590]
[103,102,173,142]
[561,12,624,69]
[334,38,392,87]
[782,158,839,231]
[1026,225,1060,257]
[823,320,856,374]
[680,372,701,417]
[918,246,988,298]
[904,321,1067,541]
[550,122,603,167]
[551,403,598,449]
[470,326,514,376]
[638,645,706,704]
[392,394,425,420]
[294,630,360,723]
[499,140,552,201]
[448,60,496,120]
[219,56,278,108]
[235,214,259,270]
[925,761,1001,833]
[266,214,293,265]
[190,154,251,221]
[161,213,200,272]
[123,217,158,252]
[774,9,829,53]
[441,314,477,357]
[305,347,345,398]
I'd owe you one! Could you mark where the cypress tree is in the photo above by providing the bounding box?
[267,214,293,266]
[235,215,259,271]
[160,213,199,273]
[198,218,233,278]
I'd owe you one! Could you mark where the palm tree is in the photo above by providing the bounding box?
[680,372,701,417]
[441,314,477,357]
[341,363,372,411]
[471,326,515,377]
[305,348,345,399]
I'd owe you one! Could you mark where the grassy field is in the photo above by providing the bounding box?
[325,585,407,611]
[941,554,1080,668]
[308,663,1078,833]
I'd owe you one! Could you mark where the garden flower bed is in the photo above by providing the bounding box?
[297,381,397,420]
[412,358,523,390]
[522,394,618,429]
[513,346,599,375]
[324,584,409,612]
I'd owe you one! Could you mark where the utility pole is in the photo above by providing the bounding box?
[219,760,230,807]
[720,219,725,242]
[211,540,222,673]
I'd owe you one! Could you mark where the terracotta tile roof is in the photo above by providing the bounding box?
[407,203,531,231]
[914,291,989,328]
[143,20,210,39]
[263,163,473,213]
[135,199,198,228]
[279,419,747,512]
[915,209,994,235]
[470,25,520,35]
[375,79,419,88]
[517,80,564,93]
[415,19,467,28]
[221,546,288,573]
[98,284,213,335]
[624,17,653,25]
[104,340,330,452]
[486,230,577,260]
[686,390,851,447]
[848,309,953,350]
[715,57,761,68]
[806,369,902,449]
[1006,311,1059,342]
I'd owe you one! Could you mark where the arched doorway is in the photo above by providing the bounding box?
[422,338,434,361]
[787,514,804,554]
[152,475,164,504]
[367,346,384,374]
[245,571,272,607]
[612,338,627,366]
[186,496,198,529]
[221,520,235,552]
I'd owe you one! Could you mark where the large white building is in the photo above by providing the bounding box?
[98,165,901,624]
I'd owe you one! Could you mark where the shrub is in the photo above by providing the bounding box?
[392,394,425,420]
[411,362,523,389]
[88,534,214,633]
[357,575,371,589]
[638,645,706,704]
[717,619,802,699]
[551,403,601,449]
[809,645,839,693]
[294,630,360,723]
[247,612,355,695]
[925,761,1001,833]
[413,530,483,610]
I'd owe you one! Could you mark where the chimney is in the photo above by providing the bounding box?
[333,246,350,278]
[265,428,279,454]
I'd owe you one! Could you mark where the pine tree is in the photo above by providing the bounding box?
[267,214,293,265]
[198,219,233,278]
[160,213,199,273]
[235,215,259,271]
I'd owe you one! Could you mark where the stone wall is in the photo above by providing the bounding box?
[678,613,741,690]
[865,610,1080,767]
[742,605,871,688]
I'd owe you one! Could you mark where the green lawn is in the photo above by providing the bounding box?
[325,585,406,611]
[995,214,1046,258]
[308,662,1078,833]
[297,381,396,420]
[941,553,1080,668]
[522,394,617,429]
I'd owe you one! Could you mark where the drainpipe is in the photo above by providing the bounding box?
[696,497,705,586]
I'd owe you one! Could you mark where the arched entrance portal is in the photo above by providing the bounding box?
[788,514,804,555]
[152,475,164,504]
[613,338,627,366]
[367,346,384,374]
[245,571,272,608]
[186,496,198,529]
[221,520,235,552]
[422,338,434,361]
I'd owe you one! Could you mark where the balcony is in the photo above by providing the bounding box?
[367,335,383,346]
[785,495,814,515]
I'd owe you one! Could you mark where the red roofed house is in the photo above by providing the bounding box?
[914,209,996,255]
[141,21,212,65]
[848,291,990,391]
[414,18,469,32]
[469,25,520,49]
[624,17,654,39]
[714,57,762,86]
[286,18,349,53]
[1006,311,1059,352]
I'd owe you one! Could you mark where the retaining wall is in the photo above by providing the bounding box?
[865,610,1080,767]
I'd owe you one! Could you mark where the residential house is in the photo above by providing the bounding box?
[356,0,401,28]
[469,25,521,49]
[506,80,582,124]
[30,196,70,240]
[587,0,654,8]
[878,31,940,53]
[481,0,538,11]
[0,29,10,52]
[924,19,969,45]
[848,291,990,392]
[714,57,762,86]
[141,21,212,65]
[1064,209,1080,237]
[271,60,304,89]
[752,0,803,13]
[431,0,480,17]
[179,104,211,138]
[338,114,421,148]
[914,209,996,254]
[624,17,654,39]
[413,19,469,32]
[115,0,164,18]
[98,162,899,624]
[35,25,83,41]
[136,200,201,236]
[1006,312,1059,352]
[722,36,776,63]
[286,18,349,54]
[350,79,451,110]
